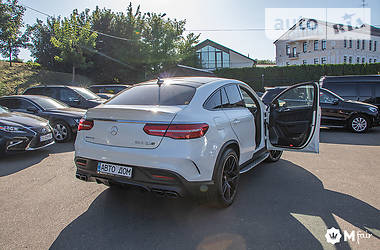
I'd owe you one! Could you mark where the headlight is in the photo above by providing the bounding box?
[0,125,26,133]
[368,107,378,113]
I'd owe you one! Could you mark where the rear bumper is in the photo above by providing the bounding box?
[75,157,215,197]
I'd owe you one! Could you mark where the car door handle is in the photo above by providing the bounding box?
[232,119,240,124]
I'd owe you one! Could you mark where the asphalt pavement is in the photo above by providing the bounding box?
[0,128,379,250]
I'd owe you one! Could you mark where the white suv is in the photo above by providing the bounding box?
[75,77,320,207]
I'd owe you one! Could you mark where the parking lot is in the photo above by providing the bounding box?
[0,128,379,250]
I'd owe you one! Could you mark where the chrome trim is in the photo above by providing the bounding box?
[6,138,28,150]
[26,141,55,151]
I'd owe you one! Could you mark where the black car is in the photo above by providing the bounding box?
[0,95,86,142]
[262,86,380,133]
[88,84,131,95]
[23,85,106,109]
[320,75,380,109]
[0,106,54,155]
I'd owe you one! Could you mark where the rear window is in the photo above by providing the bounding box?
[106,84,196,106]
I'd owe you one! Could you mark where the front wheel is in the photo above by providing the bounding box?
[265,150,283,162]
[349,115,369,133]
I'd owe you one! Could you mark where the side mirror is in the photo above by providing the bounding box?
[27,106,38,113]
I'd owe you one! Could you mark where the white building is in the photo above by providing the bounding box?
[274,18,380,66]
[195,39,256,70]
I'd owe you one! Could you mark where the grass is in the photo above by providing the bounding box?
[0,61,94,96]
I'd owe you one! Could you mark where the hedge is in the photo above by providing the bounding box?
[214,63,380,91]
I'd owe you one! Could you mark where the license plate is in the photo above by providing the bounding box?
[97,162,132,178]
[40,133,53,142]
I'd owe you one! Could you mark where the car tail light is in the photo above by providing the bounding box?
[78,118,94,131]
[143,123,209,139]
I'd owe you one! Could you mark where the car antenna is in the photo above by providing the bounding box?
[157,77,164,106]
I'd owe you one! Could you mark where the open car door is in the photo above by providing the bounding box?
[266,82,320,153]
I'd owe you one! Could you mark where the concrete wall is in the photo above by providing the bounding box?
[229,51,255,68]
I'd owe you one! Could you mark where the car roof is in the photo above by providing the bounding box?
[27,85,84,89]
[1,95,55,100]
[89,84,132,87]
[136,77,233,88]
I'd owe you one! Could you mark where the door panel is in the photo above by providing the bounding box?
[267,82,320,153]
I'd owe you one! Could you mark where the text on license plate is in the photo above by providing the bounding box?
[40,133,53,142]
[97,162,132,178]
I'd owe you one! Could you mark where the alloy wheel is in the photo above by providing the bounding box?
[351,117,367,132]
[53,123,68,141]
[221,154,239,202]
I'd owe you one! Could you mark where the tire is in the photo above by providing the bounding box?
[198,148,240,208]
[52,120,72,142]
[265,150,283,162]
[348,115,369,133]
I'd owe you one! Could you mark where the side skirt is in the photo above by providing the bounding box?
[239,148,269,174]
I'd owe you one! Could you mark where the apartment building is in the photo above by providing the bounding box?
[274,19,380,66]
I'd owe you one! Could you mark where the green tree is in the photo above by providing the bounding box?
[0,0,28,66]
[50,9,97,82]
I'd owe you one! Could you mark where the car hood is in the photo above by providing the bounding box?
[0,112,48,127]
[344,100,378,109]
[45,108,86,118]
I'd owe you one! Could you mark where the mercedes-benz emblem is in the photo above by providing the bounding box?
[110,126,118,136]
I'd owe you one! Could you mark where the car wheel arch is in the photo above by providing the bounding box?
[347,112,372,128]
[211,140,240,181]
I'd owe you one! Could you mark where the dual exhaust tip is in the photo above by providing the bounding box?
[75,173,88,181]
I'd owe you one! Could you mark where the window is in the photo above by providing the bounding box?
[349,56,352,64]
[375,59,377,63]
[314,40,319,50]
[292,47,296,57]
[0,98,16,109]
[357,40,360,49]
[349,40,352,48]
[197,45,230,69]
[357,57,360,64]
[322,40,326,50]
[59,88,81,102]
[362,40,365,50]
[321,57,327,64]
[369,58,372,63]
[344,39,347,48]
[302,60,307,64]
[314,58,319,64]
[362,57,365,64]
[374,41,377,51]
[369,40,372,51]
[72,87,99,100]
[204,90,222,110]
[224,84,244,108]
[276,85,314,109]
[343,56,347,63]
[286,62,290,66]
[106,84,196,106]
[239,87,257,109]
[286,45,290,55]
[1,98,37,111]
[320,90,339,104]
[303,42,307,52]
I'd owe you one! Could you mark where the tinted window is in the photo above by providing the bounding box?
[239,87,257,109]
[262,88,285,104]
[221,87,229,107]
[0,98,14,109]
[204,90,221,110]
[320,90,338,104]
[59,88,81,102]
[276,85,314,108]
[72,87,99,100]
[327,83,357,98]
[29,97,68,110]
[24,88,43,95]
[224,84,244,108]
[18,99,37,110]
[106,84,196,106]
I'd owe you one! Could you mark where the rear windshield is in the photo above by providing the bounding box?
[106,84,196,106]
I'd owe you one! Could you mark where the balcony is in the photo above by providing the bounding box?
[288,52,299,59]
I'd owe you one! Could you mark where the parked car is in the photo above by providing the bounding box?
[320,75,380,109]
[74,77,320,207]
[23,85,106,109]
[0,95,86,142]
[262,86,379,133]
[0,105,54,155]
[88,84,131,95]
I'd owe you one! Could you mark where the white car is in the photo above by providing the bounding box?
[75,77,320,207]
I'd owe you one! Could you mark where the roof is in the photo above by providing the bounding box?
[137,76,228,88]
[195,39,256,63]
[274,18,380,44]
[321,75,380,83]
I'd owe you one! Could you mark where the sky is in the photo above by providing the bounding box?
[14,0,380,61]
